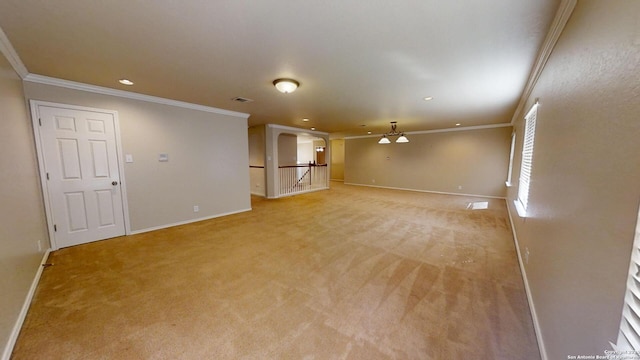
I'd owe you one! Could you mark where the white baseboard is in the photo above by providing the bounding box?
[506,202,547,360]
[343,182,506,200]
[2,249,51,360]
[130,208,252,235]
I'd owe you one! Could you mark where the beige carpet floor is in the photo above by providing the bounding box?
[12,182,539,359]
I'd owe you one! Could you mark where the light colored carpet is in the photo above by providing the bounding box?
[12,182,539,359]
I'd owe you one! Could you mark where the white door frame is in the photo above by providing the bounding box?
[30,100,131,250]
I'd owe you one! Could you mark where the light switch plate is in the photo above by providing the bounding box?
[125,154,133,163]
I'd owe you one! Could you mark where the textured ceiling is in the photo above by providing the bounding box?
[0,0,561,137]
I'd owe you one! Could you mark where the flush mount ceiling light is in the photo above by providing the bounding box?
[118,79,134,86]
[378,122,409,144]
[273,78,300,93]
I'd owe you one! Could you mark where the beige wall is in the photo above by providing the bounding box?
[248,125,265,196]
[277,133,298,166]
[507,1,640,358]
[297,141,314,164]
[330,139,345,181]
[24,81,251,232]
[345,126,511,197]
[0,53,49,356]
[248,125,265,167]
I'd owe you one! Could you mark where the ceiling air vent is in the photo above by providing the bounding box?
[231,97,254,103]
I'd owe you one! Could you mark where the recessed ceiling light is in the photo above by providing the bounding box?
[310,127,316,131]
[367,131,372,135]
[303,118,309,122]
[456,123,461,126]
[119,79,134,86]
[424,96,433,101]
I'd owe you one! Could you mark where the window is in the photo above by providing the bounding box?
[506,132,516,187]
[611,206,640,352]
[515,102,538,217]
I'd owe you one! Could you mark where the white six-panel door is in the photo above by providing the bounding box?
[35,103,126,248]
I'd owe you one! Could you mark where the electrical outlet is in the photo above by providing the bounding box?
[458,185,463,190]
[372,179,376,183]
[525,247,530,264]
[193,205,199,212]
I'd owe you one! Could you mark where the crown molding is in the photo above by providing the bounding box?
[0,23,248,119]
[266,123,329,136]
[0,26,28,78]
[344,123,512,140]
[511,0,577,124]
[23,73,250,119]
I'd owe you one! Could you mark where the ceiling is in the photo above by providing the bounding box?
[0,0,561,137]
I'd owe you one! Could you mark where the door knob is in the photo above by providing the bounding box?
[112,181,118,186]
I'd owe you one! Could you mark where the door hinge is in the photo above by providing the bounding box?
[46,172,50,180]
[39,118,42,126]
[54,224,57,232]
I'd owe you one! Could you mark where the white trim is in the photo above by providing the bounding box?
[343,182,506,200]
[266,123,329,136]
[129,208,252,235]
[0,26,28,78]
[29,100,132,250]
[611,202,640,351]
[2,249,51,360]
[506,132,516,187]
[344,123,512,140]
[525,101,540,119]
[506,203,547,360]
[111,110,132,236]
[30,101,58,249]
[510,0,576,124]
[516,102,538,218]
[23,74,250,119]
[514,199,527,218]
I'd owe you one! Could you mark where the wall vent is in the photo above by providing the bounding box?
[231,97,254,103]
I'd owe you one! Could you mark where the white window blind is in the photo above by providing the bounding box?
[612,205,640,352]
[516,102,538,216]
[506,132,516,187]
